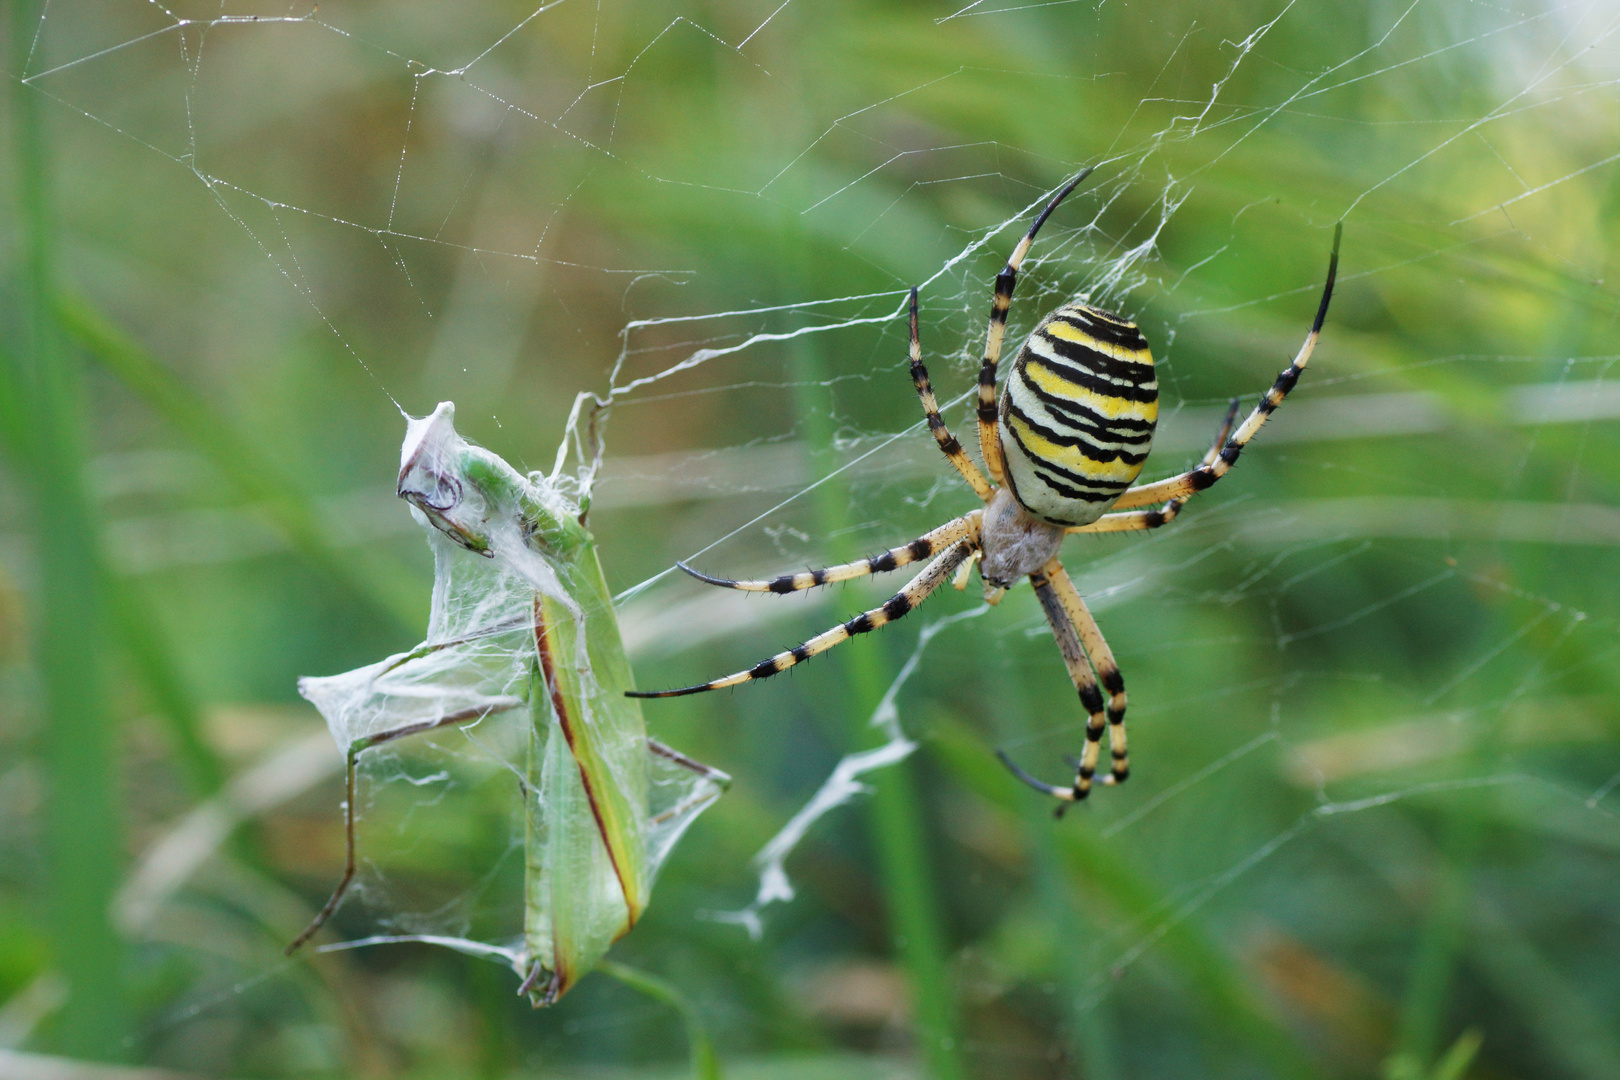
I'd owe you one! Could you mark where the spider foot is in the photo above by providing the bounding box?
[996,749,1085,807]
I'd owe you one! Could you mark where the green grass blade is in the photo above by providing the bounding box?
[9,1,130,1055]
[931,719,1321,1080]
[862,717,964,1080]
[1429,1029,1482,1080]
[102,573,224,796]
[3,339,225,801]
[1393,814,1480,1070]
[52,294,424,630]
[0,343,24,459]
[1469,899,1620,1080]
[597,959,722,1080]
[790,330,965,1080]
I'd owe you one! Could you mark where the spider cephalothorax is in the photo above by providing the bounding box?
[977,487,1063,601]
[631,169,1341,811]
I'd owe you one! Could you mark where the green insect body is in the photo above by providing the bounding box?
[291,402,725,1006]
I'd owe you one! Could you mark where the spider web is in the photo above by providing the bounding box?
[20,0,1620,1073]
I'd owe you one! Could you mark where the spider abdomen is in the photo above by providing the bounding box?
[998,301,1159,527]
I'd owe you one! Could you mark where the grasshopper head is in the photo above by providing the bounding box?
[397,401,495,556]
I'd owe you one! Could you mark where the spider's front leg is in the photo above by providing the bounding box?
[679,511,982,594]
[1105,222,1341,516]
[1067,398,1240,535]
[975,167,1094,486]
[629,540,977,698]
[907,288,995,501]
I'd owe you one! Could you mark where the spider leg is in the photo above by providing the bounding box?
[628,540,975,698]
[1043,559,1129,788]
[1110,222,1341,512]
[907,288,995,501]
[998,564,1110,813]
[679,510,981,593]
[1066,509,1181,534]
[952,548,981,590]
[1067,399,1239,534]
[977,167,1095,487]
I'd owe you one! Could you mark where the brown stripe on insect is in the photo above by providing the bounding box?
[534,596,640,926]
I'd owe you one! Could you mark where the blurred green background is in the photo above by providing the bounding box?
[4,0,1620,1077]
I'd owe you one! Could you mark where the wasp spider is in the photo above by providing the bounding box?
[630,169,1342,812]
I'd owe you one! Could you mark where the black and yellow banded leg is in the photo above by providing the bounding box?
[977,167,1095,486]
[997,566,1109,815]
[1161,397,1240,519]
[908,288,994,501]
[1068,400,1239,535]
[628,541,976,698]
[1067,506,1182,534]
[1042,560,1128,786]
[1112,222,1341,512]
[680,510,982,594]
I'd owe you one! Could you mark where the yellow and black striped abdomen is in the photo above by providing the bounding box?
[998,301,1158,527]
